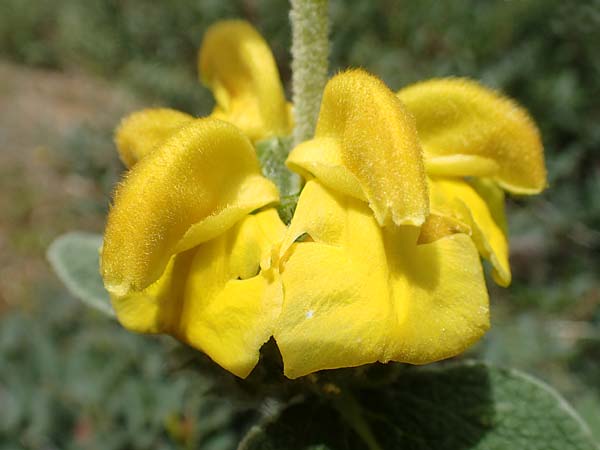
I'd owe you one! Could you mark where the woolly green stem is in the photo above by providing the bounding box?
[290,0,329,146]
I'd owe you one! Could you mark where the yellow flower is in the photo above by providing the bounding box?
[102,118,286,379]
[280,71,546,378]
[279,71,477,377]
[101,20,291,378]
[101,20,546,380]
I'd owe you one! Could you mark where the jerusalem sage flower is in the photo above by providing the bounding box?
[100,20,546,379]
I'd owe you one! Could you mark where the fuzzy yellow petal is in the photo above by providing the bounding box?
[114,108,193,167]
[276,180,489,379]
[429,177,511,286]
[424,155,499,178]
[199,20,290,141]
[110,210,286,378]
[286,70,428,227]
[101,118,279,296]
[398,78,546,194]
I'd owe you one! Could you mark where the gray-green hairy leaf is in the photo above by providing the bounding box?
[256,137,301,224]
[239,362,598,450]
[47,231,114,316]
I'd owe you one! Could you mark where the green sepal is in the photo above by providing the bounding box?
[47,231,114,316]
[255,136,302,224]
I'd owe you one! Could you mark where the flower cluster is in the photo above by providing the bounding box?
[101,20,546,379]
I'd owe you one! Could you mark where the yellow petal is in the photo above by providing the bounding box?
[429,177,511,286]
[276,180,489,378]
[384,228,490,365]
[110,209,286,378]
[398,78,547,194]
[101,118,279,296]
[286,70,428,227]
[198,20,290,141]
[177,209,285,378]
[109,249,196,334]
[115,108,193,167]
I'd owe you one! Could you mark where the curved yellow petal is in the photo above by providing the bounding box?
[101,118,279,296]
[276,180,489,379]
[199,20,290,141]
[429,177,511,286]
[115,108,193,167]
[110,209,286,378]
[109,249,196,334]
[384,229,490,364]
[177,209,285,378]
[286,70,428,227]
[398,78,547,194]
[286,137,365,201]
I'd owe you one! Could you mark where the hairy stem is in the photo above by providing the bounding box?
[290,0,329,146]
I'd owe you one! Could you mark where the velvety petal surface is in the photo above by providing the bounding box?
[114,108,193,167]
[110,209,286,378]
[276,181,489,379]
[286,70,428,227]
[398,78,546,194]
[101,118,279,296]
[429,177,511,286]
[198,20,290,141]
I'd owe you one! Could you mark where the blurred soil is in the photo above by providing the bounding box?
[0,60,139,311]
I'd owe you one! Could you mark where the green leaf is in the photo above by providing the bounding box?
[255,137,302,224]
[239,362,598,450]
[47,231,114,316]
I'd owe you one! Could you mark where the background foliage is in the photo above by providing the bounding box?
[1,0,598,448]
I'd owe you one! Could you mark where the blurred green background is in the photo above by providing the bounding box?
[1,0,598,448]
